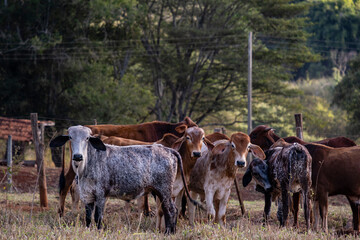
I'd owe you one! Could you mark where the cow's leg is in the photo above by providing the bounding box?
[175,189,185,218]
[318,193,329,233]
[94,198,106,229]
[347,196,360,232]
[313,200,320,231]
[85,202,95,227]
[280,184,289,227]
[205,189,216,222]
[59,164,76,217]
[213,199,220,223]
[292,192,300,228]
[303,190,310,231]
[188,191,198,226]
[155,197,164,232]
[161,196,177,234]
[70,181,80,212]
[264,192,272,225]
[217,190,231,227]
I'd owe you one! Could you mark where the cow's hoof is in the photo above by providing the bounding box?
[144,210,155,217]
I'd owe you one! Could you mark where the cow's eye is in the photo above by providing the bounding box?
[231,143,235,149]
[186,136,190,140]
[202,137,205,141]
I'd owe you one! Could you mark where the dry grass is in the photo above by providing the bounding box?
[0,191,357,240]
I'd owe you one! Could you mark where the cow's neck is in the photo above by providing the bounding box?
[179,144,196,177]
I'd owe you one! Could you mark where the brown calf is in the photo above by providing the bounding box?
[187,132,265,226]
[156,126,213,230]
[58,117,196,217]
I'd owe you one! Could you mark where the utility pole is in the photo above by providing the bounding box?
[247,32,253,135]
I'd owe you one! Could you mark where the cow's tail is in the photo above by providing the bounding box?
[173,150,205,211]
[59,144,66,194]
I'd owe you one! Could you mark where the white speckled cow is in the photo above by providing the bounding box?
[187,132,265,227]
[50,125,196,234]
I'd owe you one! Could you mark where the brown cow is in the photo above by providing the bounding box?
[187,132,265,226]
[249,125,356,151]
[58,117,197,217]
[156,126,213,230]
[249,125,360,233]
[85,117,197,142]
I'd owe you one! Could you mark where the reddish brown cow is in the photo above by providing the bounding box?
[85,117,197,142]
[187,132,265,226]
[58,117,197,217]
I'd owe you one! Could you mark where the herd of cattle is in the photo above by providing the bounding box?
[49,117,360,234]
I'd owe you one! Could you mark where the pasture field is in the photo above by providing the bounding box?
[0,166,357,239]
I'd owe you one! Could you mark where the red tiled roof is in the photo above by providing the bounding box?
[0,117,55,142]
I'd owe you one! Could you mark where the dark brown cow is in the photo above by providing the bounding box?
[249,125,356,151]
[58,117,197,217]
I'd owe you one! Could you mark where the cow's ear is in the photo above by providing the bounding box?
[159,133,179,147]
[175,124,188,134]
[171,136,186,151]
[89,137,106,151]
[242,167,252,187]
[183,116,197,127]
[203,137,215,151]
[211,142,228,155]
[50,136,69,148]
[265,127,273,132]
[249,144,266,160]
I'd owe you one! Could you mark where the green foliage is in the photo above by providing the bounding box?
[297,0,360,79]
[333,55,360,138]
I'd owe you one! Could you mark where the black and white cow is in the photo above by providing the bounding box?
[50,125,198,234]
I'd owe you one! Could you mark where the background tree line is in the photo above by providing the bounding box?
[0,0,360,142]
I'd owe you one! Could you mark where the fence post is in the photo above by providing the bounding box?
[294,113,303,140]
[7,135,12,193]
[30,113,48,208]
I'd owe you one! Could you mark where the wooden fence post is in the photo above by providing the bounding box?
[294,113,303,140]
[7,135,12,193]
[30,113,48,208]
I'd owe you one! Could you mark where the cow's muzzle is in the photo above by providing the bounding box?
[193,151,201,158]
[236,160,246,168]
[73,154,83,162]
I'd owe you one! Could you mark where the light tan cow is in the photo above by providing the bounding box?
[187,132,265,226]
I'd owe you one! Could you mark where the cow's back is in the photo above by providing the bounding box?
[84,144,178,200]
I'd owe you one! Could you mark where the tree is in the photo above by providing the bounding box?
[0,0,153,128]
[136,0,317,124]
[333,55,360,136]
[296,0,360,79]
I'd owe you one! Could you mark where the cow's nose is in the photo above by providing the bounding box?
[236,161,246,167]
[193,151,201,158]
[73,154,83,162]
